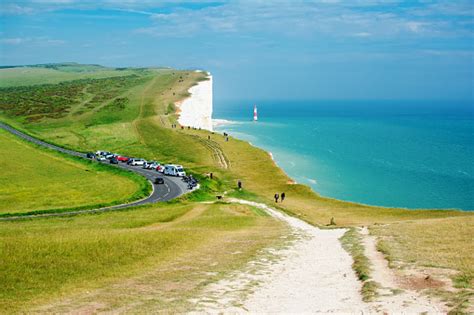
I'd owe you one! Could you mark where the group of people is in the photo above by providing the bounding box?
[237,181,286,203]
[223,132,230,142]
[274,192,286,203]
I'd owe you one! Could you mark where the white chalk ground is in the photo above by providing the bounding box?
[191,199,446,314]
[191,199,370,313]
[176,74,213,131]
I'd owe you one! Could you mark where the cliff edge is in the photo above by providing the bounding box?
[177,72,213,131]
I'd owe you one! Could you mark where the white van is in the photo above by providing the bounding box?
[164,164,186,177]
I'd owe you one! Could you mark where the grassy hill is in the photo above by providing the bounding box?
[0,128,148,215]
[0,63,472,312]
[0,63,138,88]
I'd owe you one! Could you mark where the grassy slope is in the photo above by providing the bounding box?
[0,129,146,214]
[371,216,474,288]
[0,65,472,311]
[0,67,286,312]
[0,202,285,313]
[0,66,136,87]
[8,67,469,223]
[371,217,474,313]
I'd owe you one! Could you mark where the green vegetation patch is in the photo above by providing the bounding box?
[340,228,379,301]
[0,75,148,122]
[0,64,139,87]
[0,129,148,215]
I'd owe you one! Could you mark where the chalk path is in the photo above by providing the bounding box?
[191,199,446,314]
[191,199,370,313]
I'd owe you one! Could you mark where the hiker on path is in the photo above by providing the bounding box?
[281,192,286,202]
[274,193,279,203]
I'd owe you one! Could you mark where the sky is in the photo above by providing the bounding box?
[1,0,473,101]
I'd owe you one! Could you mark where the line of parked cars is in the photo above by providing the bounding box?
[87,151,193,186]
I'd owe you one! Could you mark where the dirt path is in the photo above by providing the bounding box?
[132,76,157,145]
[361,227,447,314]
[188,134,230,169]
[191,199,370,313]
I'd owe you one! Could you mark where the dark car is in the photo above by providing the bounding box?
[154,177,164,184]
[86,152,95,159]
[110,158,119,164]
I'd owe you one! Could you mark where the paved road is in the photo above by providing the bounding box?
[0,122,191,219]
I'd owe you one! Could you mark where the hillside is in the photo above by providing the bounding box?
[0,63,472,313]
[0,128,146,215]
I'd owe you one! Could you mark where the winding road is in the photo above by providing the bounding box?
[0,122,191,219]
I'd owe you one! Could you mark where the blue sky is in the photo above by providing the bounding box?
[1,0,473,101]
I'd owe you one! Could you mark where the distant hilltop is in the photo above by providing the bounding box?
[0,62,200,72]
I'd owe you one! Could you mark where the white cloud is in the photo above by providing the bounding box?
[2,0,473,41]
[0,37,66,46]
[1,38,25,45]
[405,21,429,33]
[132,1,468,40]
[1,4,35,15]
[353,32,372,37]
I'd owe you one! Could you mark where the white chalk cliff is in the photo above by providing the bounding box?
[177,73,213,131]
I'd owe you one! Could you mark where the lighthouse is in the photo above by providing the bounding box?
[253,105,258,122]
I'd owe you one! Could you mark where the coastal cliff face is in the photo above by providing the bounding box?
[177,73,213,131]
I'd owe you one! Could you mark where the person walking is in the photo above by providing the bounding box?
[238,180,242,190]
[281,192,286,202]
[274,193,279,203]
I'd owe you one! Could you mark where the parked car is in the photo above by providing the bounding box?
[156,165,164,173]
[154,177,164,184]
[105,153,115,160]
[110,158,119,164]
[86,152,95,159]
[97,156,107,161]
[95,150,106,156]
[164,164,186,177]
[144,161,159,169]
[130,158,145,166]
[116,156,129,162]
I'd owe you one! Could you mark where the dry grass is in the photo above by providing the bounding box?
[0,202,285,313]
[371,216,474,313]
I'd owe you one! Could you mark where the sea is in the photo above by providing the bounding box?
[214,100,474,211]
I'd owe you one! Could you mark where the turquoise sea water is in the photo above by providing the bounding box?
[214,100,474,210]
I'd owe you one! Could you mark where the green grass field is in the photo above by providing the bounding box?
[0,63,472,312]
[0,129,148,215]
[0,202,285,313]
[0,64,137,87]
